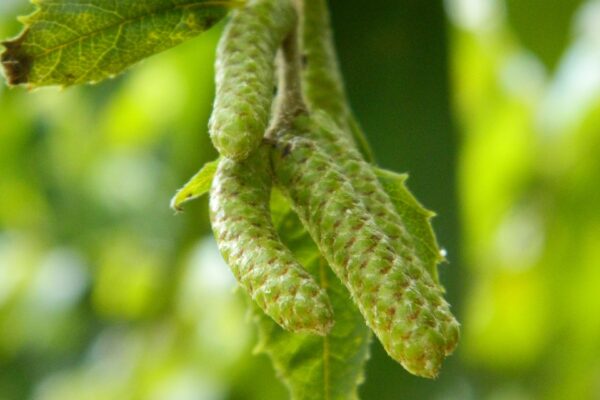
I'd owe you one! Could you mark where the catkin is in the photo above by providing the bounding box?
[300,111,444,282]
[210,144,334,335]
[270,135,459,378]
[209,0,296,161]
[299,0,375,161]
[299,0,347,126]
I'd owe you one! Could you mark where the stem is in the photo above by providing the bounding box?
[272,24,308,131]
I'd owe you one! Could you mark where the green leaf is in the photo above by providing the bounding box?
[170,158,219,211]
[374,167,445,283]
[252,189,371,400]
[1,0,237,88]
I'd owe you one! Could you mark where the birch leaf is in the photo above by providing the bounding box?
[1,0,238,88]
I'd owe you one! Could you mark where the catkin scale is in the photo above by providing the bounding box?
[270,135,460,378]
[210,145,334,335]
[209,0,296,161]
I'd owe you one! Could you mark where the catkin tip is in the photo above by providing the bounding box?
[399,347,444,379]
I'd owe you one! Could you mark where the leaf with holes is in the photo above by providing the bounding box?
[1,0,237,88]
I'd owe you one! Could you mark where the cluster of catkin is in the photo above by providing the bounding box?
[208,0,459,378]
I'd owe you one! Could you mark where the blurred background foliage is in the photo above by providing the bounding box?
[1,0,599,399]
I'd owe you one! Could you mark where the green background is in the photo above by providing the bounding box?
[1,0,600,398]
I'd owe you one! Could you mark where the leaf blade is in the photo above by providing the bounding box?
[1,0,237,87]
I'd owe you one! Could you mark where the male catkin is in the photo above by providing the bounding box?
[210,144,334,335]
[301,112,444,282]
[299,0,374,161]
[270,135,460,378]
[299,0,347,126]
[209,0,296,161]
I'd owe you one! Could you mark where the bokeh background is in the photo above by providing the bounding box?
[1,0,599,399]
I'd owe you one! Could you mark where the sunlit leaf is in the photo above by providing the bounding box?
[1,0,238,88]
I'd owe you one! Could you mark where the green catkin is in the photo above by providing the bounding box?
[300,0,347,125]
[300,0,375,162]
[210,145,334,335]
[301,111,444,282]
[209,0,296,161]
[270,135,460,378]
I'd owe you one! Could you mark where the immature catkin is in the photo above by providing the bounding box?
[299,0,375,161]
[209,0,296,161]
[210,144,334,335]
[300,0,347,125]
[270,135,459,378]
[301,112,444,282]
